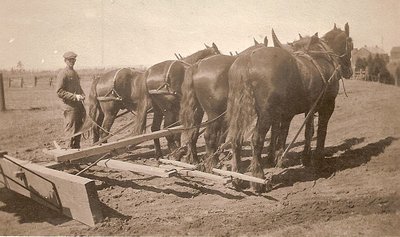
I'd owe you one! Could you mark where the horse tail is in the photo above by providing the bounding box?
[179,64,199,128]
[133,73,150,135]
[86,75,101,134]
[226,57,256,144]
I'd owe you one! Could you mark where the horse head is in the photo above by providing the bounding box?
[182,43,220,65]
[286,33,320,52]
[204,42,221,55]
[238,36,268,55]
[322,23,353,79]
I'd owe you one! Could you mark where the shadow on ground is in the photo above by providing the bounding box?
[82,172,245,201]
[0,188,69,225]
[271,136,398,189]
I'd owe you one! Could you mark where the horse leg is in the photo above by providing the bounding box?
[302,112,315,167]
[97,102,119,143]
[231,137,245,189]
[250,111,272,193]
[204,113,224,171]
[100,112,118,143]
[183,107,204,164]
[93,109,104,143]
[267,120,280,168]
[151,106,164,159]
[163,110,180,154]
[217,121,228,145]
[314,99,335,168]
[275,115,293,167]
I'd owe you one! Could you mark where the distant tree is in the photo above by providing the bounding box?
[16,61,24,72]
[355,57,367,71]
[395,65,400,86]
[366,54,394,84]
[366,55,374,81]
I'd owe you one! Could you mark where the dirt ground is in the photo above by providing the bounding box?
[0,79,399,236]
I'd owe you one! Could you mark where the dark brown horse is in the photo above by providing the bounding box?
[88,68,149,143]
[179,38,268,168]
[226,23,353,192]
[138,43,220,158]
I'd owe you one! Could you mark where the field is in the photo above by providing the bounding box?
[0,77,399,236]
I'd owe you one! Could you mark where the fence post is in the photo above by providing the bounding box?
[8,78,11,87]
[49,77,53,87]
[0,74,6,111]
[20,77,24,88]
[34,76,38,87]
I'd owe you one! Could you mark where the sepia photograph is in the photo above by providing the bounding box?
[0,0,399,235]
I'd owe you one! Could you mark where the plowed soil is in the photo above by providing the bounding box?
[0,79,399,236]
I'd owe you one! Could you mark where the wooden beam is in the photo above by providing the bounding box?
[0,154,103,226]
[44,125,192,162]
[158,159,269,185]
[96,159,176,178]
[159,164,230,184]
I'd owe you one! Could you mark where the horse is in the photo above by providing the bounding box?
[226,23,353,192]
[179,37,268,169]
[136,43,221,159]
[88,68,149,144]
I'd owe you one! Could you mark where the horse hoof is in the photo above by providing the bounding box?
[232,178,249,190]
[196,163,207,172]
[264,157,275,168]
[204,157,218,172]
[183,154,199,165]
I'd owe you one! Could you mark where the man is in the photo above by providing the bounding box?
[56,51,86,148]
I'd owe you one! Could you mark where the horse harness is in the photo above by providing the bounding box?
[147,60,192,98]
[96,68,140,113]
[293,41,342,86]
[97,68,125,102]
[146,60,192,115]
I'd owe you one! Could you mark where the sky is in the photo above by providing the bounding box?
[1,0,400,70]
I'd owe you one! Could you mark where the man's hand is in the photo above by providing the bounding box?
[75,94,85,101]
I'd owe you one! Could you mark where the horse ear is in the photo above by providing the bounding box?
[178,53,183,60]
[174,53,180,60]
[299,33,303,39]
[254,37,259,45]
[272,29,283,48]
[334,23,337,30]
[229,51,233,56]
[345,22,349,37]
[235,51,239,55]
[307,32,320,50]
[264,36,268,46]
[212,42,220,54]
[204,43,210,49]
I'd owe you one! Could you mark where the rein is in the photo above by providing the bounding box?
[278,64,341,162]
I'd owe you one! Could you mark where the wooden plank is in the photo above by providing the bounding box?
[159,164,230,184]
[211,168,270,185]
[96,159,176,178]
[0,155,103,226]
[45,125,192,162]
[158,158,269,185]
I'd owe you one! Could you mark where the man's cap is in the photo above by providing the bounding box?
[63,51,77,59]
